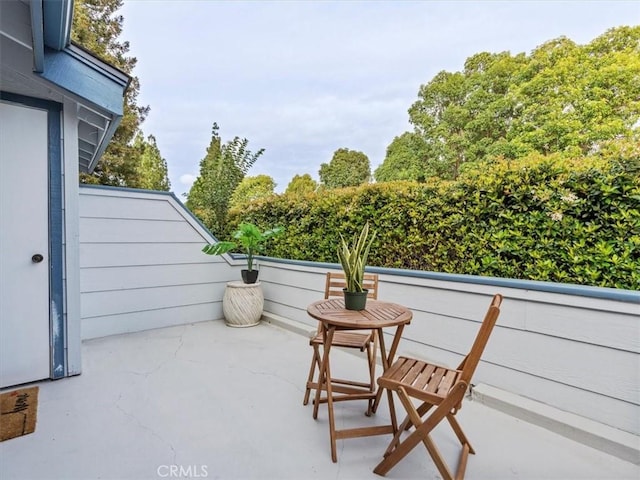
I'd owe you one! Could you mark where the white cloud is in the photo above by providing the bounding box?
[179,174,197,187]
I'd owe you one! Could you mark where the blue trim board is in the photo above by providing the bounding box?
[31,0,73,72]
[1,91,66,379]
[259,257,639,304]
[42,0,72,50]
[0,91,60,111]
[42,47,125,115]
[47,99,65,379]
[30,0,45,73]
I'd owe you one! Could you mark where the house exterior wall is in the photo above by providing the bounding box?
[78,186,237,339]
[2,0,130,383]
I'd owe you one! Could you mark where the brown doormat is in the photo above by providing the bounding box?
[0,386,39,441]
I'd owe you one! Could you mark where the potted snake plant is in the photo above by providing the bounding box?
[337,222,377,310]
[202,223,283,284]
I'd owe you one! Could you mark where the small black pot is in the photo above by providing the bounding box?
[241,269,259,284]
[343,289,369,311]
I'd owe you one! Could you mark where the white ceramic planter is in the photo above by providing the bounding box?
[222,281,264,327]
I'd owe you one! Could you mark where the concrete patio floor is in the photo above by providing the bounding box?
[1,319,638,480]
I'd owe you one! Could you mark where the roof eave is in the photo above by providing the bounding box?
[30,0,130,173]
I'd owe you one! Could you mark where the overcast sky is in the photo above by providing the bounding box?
[120,0,639,197]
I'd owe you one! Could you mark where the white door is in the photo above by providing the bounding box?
[0,101,50,387]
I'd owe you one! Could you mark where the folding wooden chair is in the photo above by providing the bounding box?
[373,294,503,480]
[303,272,379,414]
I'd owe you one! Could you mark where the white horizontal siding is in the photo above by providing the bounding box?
[82,303,222,339]
[79,193,185,221]
[257,259,640,436]
[80,243,220,268]
[80,264,228,292]
[81,217,199,243]
[79,186,238,339]
[81,283,225,318]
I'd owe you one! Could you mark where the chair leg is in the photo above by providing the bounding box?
[447,414,475,455]
[365,331,377,416]
[369,330,378,393]
[303,343,322,405]
[383,414,411,457]
[373,383,468,479]
[383,403,435,457]
[375,388,442,477]
[446,414,475,480]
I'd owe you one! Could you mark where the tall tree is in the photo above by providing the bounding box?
[285,174,318,196]
[408,51,528,179]
[132,134,170,191]
[229,175,276,209]
[510,27,640,157]
[404,26,640,180]
[186,123,264,235]
[319,148,371,189]
[72,0,150,186]
[374,132,430,182]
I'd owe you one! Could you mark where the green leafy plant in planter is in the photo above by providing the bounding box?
[202,223,283,283]
[337,222,377,310]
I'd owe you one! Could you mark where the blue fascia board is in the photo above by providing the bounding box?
[29,0,130,172]
[42,0,72,50]
[41,47,127,116]
[30,0,45,72]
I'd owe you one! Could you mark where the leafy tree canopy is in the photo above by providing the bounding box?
[73,0,157,188]
[319,148,371,189]
[186,123,264,235]
[229,175,276,209]
[133,134,170,191]
[285,174,318,196]
[374,132,430,182]
[378,26,640,182]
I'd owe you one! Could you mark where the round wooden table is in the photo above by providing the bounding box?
[307,298,412,462]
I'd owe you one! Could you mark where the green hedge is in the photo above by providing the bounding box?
[226,154,639,290]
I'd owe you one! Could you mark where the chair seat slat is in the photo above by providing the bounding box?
[311,331,372,349]
[426,367,447,394]
[413,363,437,391]
[402,359,426,386]
[437,369,460,395]
[382,357,409,382]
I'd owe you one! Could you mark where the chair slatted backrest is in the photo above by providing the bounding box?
[324,272,379,299]
[457,294,503,386]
